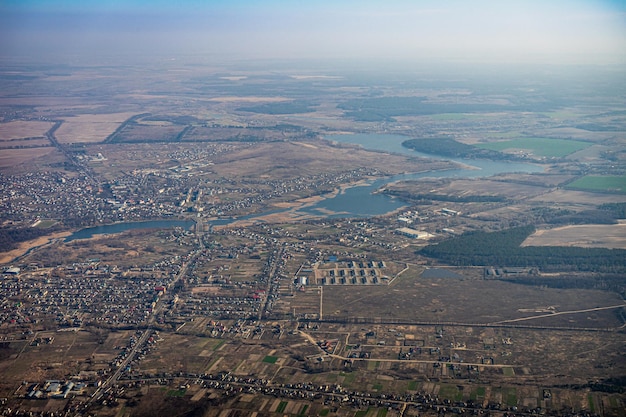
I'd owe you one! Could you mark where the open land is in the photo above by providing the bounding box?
[0,61,624,417]
[523,223,626,249]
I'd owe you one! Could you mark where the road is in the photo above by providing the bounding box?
[257,245,284,320]
[490,303,626,325]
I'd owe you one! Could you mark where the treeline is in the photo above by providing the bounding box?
[575,123,625,132]
[402,137,508,159]
[338,96,426,122]
[530,204,626,226]
[0,226,60,252]
[384,189,505,203]
[543,209,619,225]
[237,101,316,115]
[496,274,626,296]
[337,96,557,122]
[420,225,626,273]
[600,202,626,219]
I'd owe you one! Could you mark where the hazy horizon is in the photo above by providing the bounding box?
[1,0,625,67]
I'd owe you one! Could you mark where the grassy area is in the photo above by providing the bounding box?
[503,367,515,377]
[477,137,590,157]
[376,408,388,417]
[503,387,518,407]
[469,386,486,401]
[212,339,226,351]
[566,175,626,193]
[166,389,186,397]
[340,371,356,386]
[407,381,419,391]
[354,410,368,417]
[35,220,57,228]
[372,383,383,391]
[262,355,278,364]
[299,404,309,416]
[439,384,463,402]
[367,361,379,370]
[276,401,288,413]
[588,394,595,413]
[320,409,330,417]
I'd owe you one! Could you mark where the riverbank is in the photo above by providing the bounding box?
[0,231,71,265]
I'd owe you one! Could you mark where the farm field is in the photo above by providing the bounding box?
[316,266,623,327]
[0,147,58,169]
[566,174,626,193]
[477,137,591,158]
[0,120,54,140]
[523,223,626,249]
[55,113,140,144]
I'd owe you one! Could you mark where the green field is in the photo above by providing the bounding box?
[276,401,288,413]
[34,220,57,228]
[262,355,278,363]
[566,175,626,193]
[339,371,356,387]
[439,384,463,401]
[469,386,486,400]
[477,137,590,157]
[502,387,518,407]
[166,389,186,397]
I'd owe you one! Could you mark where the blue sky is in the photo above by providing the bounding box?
[1,0,625,64]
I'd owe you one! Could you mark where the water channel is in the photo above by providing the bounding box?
[65,134,543,240]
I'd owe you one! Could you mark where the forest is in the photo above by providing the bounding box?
[337,96,556,122]
[420,225,626,273]
[402,137,509,159]
[0,226,60,252]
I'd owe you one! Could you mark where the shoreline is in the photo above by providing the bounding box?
[0,231,72,265]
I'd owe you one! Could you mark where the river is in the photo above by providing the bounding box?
[65,134,543,239]
[297,133,543,218]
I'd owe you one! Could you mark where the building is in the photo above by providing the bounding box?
[395,227,432,239]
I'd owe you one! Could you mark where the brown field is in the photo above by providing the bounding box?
[0,147,57,169]
[389,177,549,199]
[319,265,624,328]
[529,189,626,205]
[0,120,54,140]
[20,228,194,267]
[523,223,626,249]
[0,330,101,397]
[55,113,137,143]
[211,141,453,179]
[0,138,51,149]
[0,231,71,265]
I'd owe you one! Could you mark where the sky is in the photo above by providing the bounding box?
[1,0,625,65]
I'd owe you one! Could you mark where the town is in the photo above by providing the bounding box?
[0,58,624,417]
